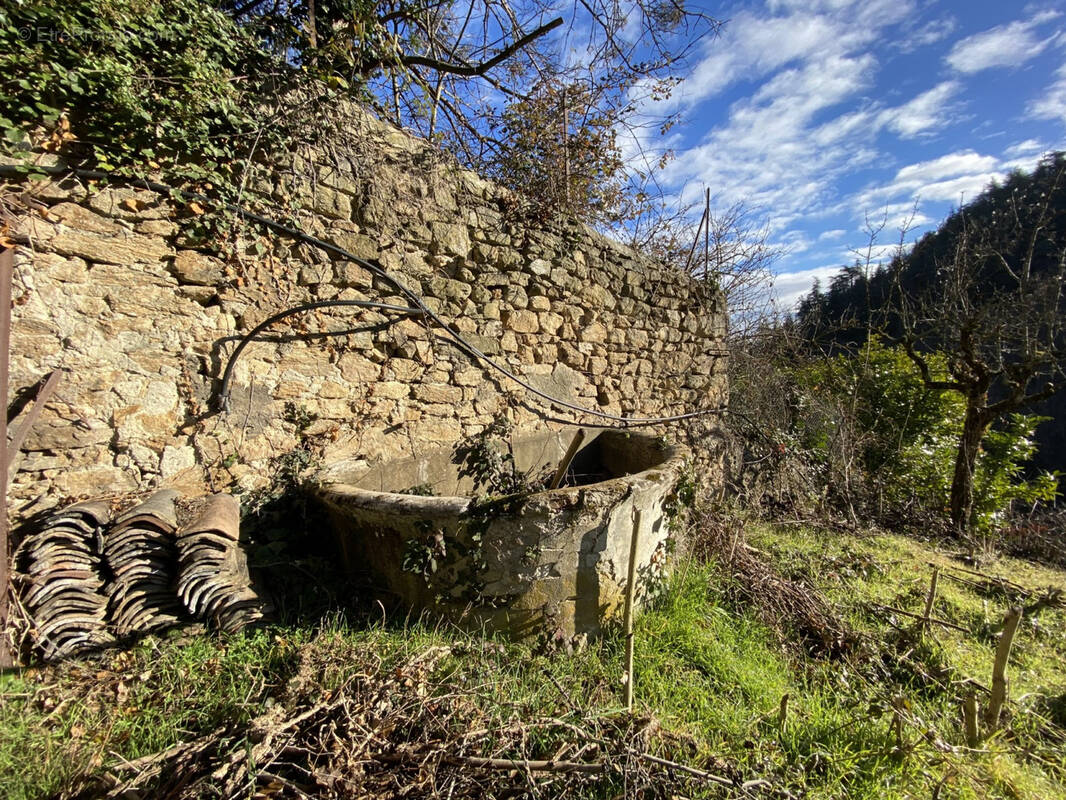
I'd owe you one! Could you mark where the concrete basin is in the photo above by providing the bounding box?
[311,428,687,641]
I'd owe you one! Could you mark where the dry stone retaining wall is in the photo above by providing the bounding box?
[5,107,727,514]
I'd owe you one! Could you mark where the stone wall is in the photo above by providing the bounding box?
[4,107,727,516]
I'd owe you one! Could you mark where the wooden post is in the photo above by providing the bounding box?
[963,691,979,747]
[0,248,13,668]
[683,203,708,275]
[549,429,585,490]
[623,508,642,711]
[920,567,939,641]
[986,606,1023,731]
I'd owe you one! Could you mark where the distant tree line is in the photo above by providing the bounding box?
[726,154,1066,545]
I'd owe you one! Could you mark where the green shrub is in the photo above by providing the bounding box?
[793,338,1058,529]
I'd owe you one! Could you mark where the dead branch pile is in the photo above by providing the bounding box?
[63,636,770,800]
[1001,507,1066,568]
[693,512,855,658]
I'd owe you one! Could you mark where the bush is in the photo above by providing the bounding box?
[793,338,1058,530]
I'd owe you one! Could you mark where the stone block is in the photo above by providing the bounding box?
[171,250,225,286]
[312,186,353,220]
[337,353,381,383]
[51,229,173,266]
[373,381,410,399]
[48,202,123,234]
[503,310,539,333]
[88,188,166,220]
[579,322,607,343]
[160,444,197,478]
[429,221,471,257]
[413,384,463,404]
[538,312,564,335]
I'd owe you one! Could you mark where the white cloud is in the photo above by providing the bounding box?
[1004,138,1046,158]
[646,0,913,115]
[898,16,957,52]
[818,229,846,241]
[770,264,845,310]
[893,151,1000,186]
[945,12,1061,73]
[1029,64,1066,124]
[880,81,960,138]
[853,149,1006,214]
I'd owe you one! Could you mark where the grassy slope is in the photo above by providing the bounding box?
[1,524,1064,799]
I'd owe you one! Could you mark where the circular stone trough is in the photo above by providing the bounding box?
[312,429,687,641]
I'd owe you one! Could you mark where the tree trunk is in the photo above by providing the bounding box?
[949,400,989,533]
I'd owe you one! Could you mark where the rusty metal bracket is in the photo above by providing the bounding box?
[7,369,62,475]
[1,247,12,667]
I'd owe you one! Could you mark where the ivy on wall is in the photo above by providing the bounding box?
[0,0,342,196]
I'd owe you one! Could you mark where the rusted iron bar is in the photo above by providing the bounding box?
[683,200,708,275]
[7,369,62,478]
[1,247,13,667]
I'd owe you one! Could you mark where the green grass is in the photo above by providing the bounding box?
[1,523,1064,799]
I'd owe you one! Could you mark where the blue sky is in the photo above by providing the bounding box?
[621,0,1066,310]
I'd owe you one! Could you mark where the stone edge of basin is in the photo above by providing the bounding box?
[311,432,689,512]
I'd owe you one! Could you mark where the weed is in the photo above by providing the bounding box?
[2,523,1064,799]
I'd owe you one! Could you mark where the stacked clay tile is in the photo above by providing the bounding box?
[103,489,185,637]
[20,501,115,660]
[19,491,268,661]
[177,493,268,633]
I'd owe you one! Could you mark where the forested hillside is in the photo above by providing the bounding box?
[797,153,1066,474]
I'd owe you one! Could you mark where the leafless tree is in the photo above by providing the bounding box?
[890,155,1066,535]
[224,0,720,225]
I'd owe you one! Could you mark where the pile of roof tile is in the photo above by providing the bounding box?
[18,491,268,660]
[19,502,115,660]
[104,490,185,637]
[177,493,267,633]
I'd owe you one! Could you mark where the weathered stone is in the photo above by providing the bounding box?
[23,416,112,451]
[504,286,528,308]
[171,250,225,285]
[88,188,165,220]
[580,322,607,343]
[51,230,173,266]
[311,186,353,220]
[527,258,551,276]
[413,383,463,404]
[136,218,179,237]
[48,202,124,234]
[538,312,564,335]
[429,221,471,257]
[502,309,539,333]
[373,381,409,400]
[337,353,381,383]
[581,284,616,310]
[159,444,197,478]
[299,261,333,285]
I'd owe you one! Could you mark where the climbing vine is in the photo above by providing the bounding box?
[0,0,349,214]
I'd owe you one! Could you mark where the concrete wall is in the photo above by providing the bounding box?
[4,106,727,515]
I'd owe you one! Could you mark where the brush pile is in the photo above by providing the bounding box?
[64,636,768,800]
[694,511,855,658]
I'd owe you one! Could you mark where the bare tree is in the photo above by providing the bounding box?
[890,155,1066,535]
[638,197,781,334]
[223,0,720,225]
